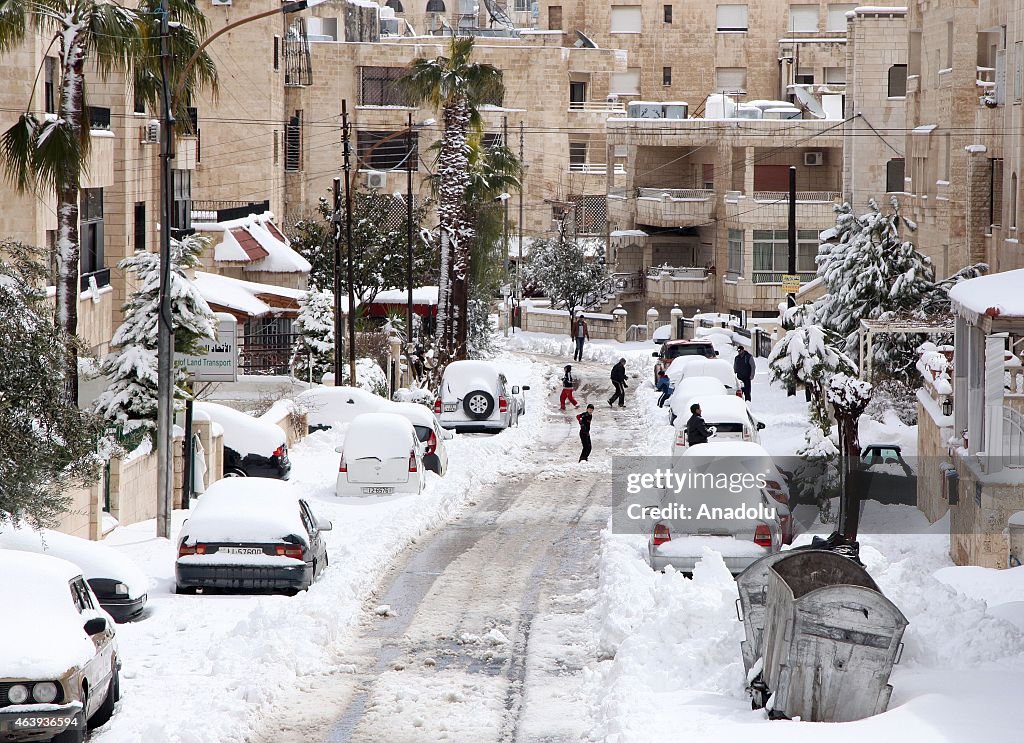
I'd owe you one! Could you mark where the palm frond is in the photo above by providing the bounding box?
[87,1,139,78]
[31,114,83,191]
[0,114,40,192]
[0,0,28,52]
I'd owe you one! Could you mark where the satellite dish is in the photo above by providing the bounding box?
[788,84,826,119]
[574,30,598,48]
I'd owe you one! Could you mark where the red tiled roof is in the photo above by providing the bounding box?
[229,227,269,261]
[264,221,287,243]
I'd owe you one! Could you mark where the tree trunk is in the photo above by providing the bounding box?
[435,97,470,363]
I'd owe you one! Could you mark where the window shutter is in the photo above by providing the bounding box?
[716,4,748,30]
[610,69,642,95]
[789,5,818,32]
[715,67,747,92]
[610,5,642,33]
[826,4,855,31]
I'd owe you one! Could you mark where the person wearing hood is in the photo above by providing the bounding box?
[560,365,579,411]
[608,358,628,408]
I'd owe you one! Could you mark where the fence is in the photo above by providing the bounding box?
[754,328,774,357]
[241,331,299,375]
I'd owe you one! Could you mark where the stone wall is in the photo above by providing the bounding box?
[521,306,627,342]
[55,480,103,541]
[108,449,159,528]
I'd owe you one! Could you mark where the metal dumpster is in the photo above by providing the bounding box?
[759,551,908,722]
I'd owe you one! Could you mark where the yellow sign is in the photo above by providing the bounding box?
[781,274,801,294]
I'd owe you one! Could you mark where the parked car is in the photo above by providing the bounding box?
[665,357,742,397]
[667,376,729,425]
[294,386,391,432]
[387,401,453,476]
[652,339,719,381]
[174,478,331,594]
[0,551,120,743]
[0,524,149,622]
[646,444,787,574]
[194,401,291,479]
[335,413,427,501]
[434,360,529,433]
[855,442,917,505]
[673,395,765,452]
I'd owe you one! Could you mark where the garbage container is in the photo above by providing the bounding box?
[758,550,908,722]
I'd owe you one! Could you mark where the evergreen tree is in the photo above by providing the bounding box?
[522,229,612,318]
[95,235,216,449]
[0,241,102,527]
[291,290,335,383]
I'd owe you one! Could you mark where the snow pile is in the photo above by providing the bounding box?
[194,401,286,458]
[183,479,310,546]
[916,348,952,394]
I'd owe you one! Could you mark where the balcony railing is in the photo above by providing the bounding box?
[752,191,841,202]
[86,106,111,130]
[79,267,111,292]
[611,271,644,294]
[568,162,626,174]
[638,188,712,200]
[568,100,627,114]
[192,199,271,223]
[752,270,817,284]
[648,265,710,280]
[637,189,715,226]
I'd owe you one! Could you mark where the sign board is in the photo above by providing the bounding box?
[781,274,801,294]
[174,313,238,382]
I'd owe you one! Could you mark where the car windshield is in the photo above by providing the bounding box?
[666,345,712,359]
[708,422,744,433]
[413,425,433,443]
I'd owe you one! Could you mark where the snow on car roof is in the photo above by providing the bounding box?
[194,401,285,458]
[0,523,149,598]
[184,479,307,546]
[386,401,440,429]
[0,551,99,678]
[667,358,735,384]
[343,413,418,460]
[690,396,751,420]
[674,376,728,393]
[295,386,390,428]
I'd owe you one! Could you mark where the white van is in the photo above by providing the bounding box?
[335,413,426,502]
[665,357,741,396]
[673,395,765,451]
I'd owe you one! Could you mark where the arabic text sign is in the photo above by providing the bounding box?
[174,314,238,382]
[781,274,801,294]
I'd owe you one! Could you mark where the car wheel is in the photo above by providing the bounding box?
[224,468,247,477]
[462,390,495,420]
[52,710,87,742]
[90,663,119,728]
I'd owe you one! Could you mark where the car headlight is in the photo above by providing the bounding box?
[31,682,58,704]
[114,582,129,596]
[7,684,29,704]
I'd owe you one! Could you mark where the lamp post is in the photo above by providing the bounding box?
[155,0,322,538]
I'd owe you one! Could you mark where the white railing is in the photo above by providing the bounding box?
[1003,406,1024,465]
[638,187,713,200]
[625,324,649,342]
[569,101,628,114]
[648,265,709,280]
[568,162,626,174]
[752,191,842,202]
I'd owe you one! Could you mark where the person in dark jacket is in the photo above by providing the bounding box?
[608,358,628,407]
[685,403,715,446]
[560,365,579,411]
[655,371,674,408]
[571,316,590,361]
[733,346,755,402]
[576,404,595,461]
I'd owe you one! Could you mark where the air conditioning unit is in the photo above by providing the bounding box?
[804,151,824,166]
[140,120,160,144]
[211,0,231,5]
[365,170,387,189]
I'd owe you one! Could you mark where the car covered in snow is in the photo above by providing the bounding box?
[672,395,765,452]
[386,401,453,476]
[434,360,529,433]
[667,376,730,425]
[335,413,427,501]
[664,357,741,396]
[652,339,719,381]
[0,551,120,743]
[294,386,391,432]
[174,479,331,594]
[194,401,291,480]
[0,524,149,623]
[646,443,788,574]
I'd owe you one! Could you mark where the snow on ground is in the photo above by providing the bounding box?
[93,353,548,743]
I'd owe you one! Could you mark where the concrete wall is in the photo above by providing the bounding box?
[108,450,159,528]
[55,481,103,541]
[521,306,627,341]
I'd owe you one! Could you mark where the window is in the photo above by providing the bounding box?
[795,68,815,85]
[387,0,405,10]
[549,5,562,30]
[569,141,587,167]
[358,130,419,171]
[610,69,641,96]
[133,86,145,115]
[80,189,104,277]
[426,0,445,10]
[273,35,280,71]
[886,159,905,192]
[826,3,856,31]
[752,229,818,281]
[664,4,672,22]
[946,21,954,69]
[285,111,302,172]
[305,16,338,40]
[942,133,951,181]
[991,158,1004,227]
[824,66,846,85]
[715,67,747,92]
[1015,40,1022,102]
[134,201,146,251]
[727,229,744,274]
[663,67,672,86]
[1012,173,1018,228]
[359,67,411,106]
[908,30,922,77]
[569,80,587,105]
[888,64,907,96]
[44,57,57,114]
[610,5,642,33]
[716,4,748,32]
[789,5,818,32]
[171,170,191,234]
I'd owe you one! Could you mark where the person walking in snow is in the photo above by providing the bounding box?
[608,358,628,408]
[734,346,755,402]
[560,365,580,411]
[571,315,590,361]
[655,371,674,408]
[685,402,715,446]
[577,404,594,462]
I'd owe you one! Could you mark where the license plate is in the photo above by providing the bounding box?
[362,486,395,495]
[442,403,458,412]
[219,547,264,555]
[1,716,82,733]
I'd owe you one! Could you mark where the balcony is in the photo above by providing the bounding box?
[636,188,714,227]
[724,191,840,227]
[568,100,627,115]
[645,265,714,306]
[568,162,626,175]
[192,199,271,224]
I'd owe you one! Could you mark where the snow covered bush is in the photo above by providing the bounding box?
[790,428,840,524]
[768,324,856,433]
[865,378,919,426]
[521,231,612,317]
[291,290,334,383]
[94,235,216,449]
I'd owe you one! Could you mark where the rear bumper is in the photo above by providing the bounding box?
[175,563,312,591]
[440,419,507,433]
[99,594,148,623]
[0,702,83,741]
[648,544,768,575]
[335,476,421,499]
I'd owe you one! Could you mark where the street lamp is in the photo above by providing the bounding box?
[155,0,323,539]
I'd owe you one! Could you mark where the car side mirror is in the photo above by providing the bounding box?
[714,351,720,356]
[522,385,530,391]
[652,351,660,358]
[317,518,333,532]
[757,422,766,430]
[84,617,107,636]
[512,385,520,394]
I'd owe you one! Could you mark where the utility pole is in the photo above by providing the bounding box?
[516,121,525,332]
[406,111,415,346]
[332,177,343,380]
[786,165,797,398]
[342,100,357,387]
[156,0,175,539]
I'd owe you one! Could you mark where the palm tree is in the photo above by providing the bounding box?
[402,36,504,362]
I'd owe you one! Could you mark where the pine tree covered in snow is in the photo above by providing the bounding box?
[291,290,334,383]
[522,231,612,318]
[816,199,935,380]
[768,324,856,433]
[0,241,102,527]
[95,235,216,449]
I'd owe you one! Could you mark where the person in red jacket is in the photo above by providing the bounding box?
[560,365,579,411]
